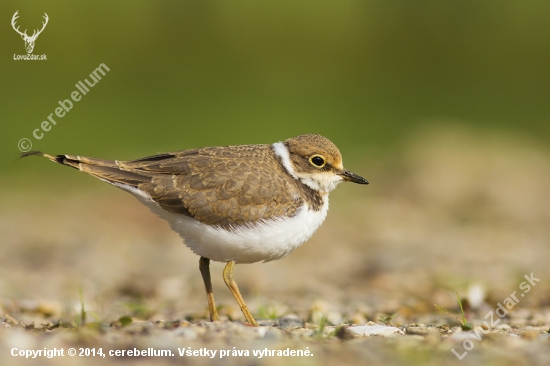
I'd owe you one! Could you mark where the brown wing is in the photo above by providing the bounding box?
[51,145,305,229]
[127,145,304,228]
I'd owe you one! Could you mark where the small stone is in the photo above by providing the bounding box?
[310,300,342,325]
[255,326,270,337]
[257,319,278,327]
[336,326,355,340]
[349,312,367,325]
[521,330,539,340]
[449,328,485,341]
[263,327,287,340]
[36,302,62,318]
[348,325,404,337]
[495,323,511,330]
[122,321,153,334]
[406,325,431,335]
[467,283,486,309]
[278,315,304,330]
[174,326,198,340]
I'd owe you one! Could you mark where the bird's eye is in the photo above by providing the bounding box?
[309,155,326,168]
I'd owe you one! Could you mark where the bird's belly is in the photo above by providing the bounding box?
[119,182,330,264]
[164,201,328,263]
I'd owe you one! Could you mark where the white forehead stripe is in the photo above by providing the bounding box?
[272,142,298,179]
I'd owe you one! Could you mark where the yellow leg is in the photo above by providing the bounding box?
[222,261,259,326]
[199,257,220,321]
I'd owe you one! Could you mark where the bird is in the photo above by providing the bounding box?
[22,134,368,326]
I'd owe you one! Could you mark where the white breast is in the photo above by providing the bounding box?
[113,183,329,264]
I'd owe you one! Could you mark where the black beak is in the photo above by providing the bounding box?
[339,169,369,184]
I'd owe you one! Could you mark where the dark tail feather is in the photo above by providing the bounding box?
[20,150,45,159]
[55,154,119,170]
[19,150,60,164]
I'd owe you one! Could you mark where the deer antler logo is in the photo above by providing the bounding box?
[11,11,49,54]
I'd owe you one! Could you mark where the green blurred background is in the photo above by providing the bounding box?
[2,0,550,334]
[3,0,550,188]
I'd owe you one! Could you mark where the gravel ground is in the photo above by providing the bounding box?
[2,126,550,365]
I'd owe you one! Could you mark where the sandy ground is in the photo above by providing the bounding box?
[1,126,550,365]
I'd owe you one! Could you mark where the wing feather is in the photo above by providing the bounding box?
[50,145,306,229]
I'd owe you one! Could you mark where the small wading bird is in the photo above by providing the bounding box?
[22,134,368,325]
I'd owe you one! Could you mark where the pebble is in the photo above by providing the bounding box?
[278,315,305,330]
[348,325,405,337]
